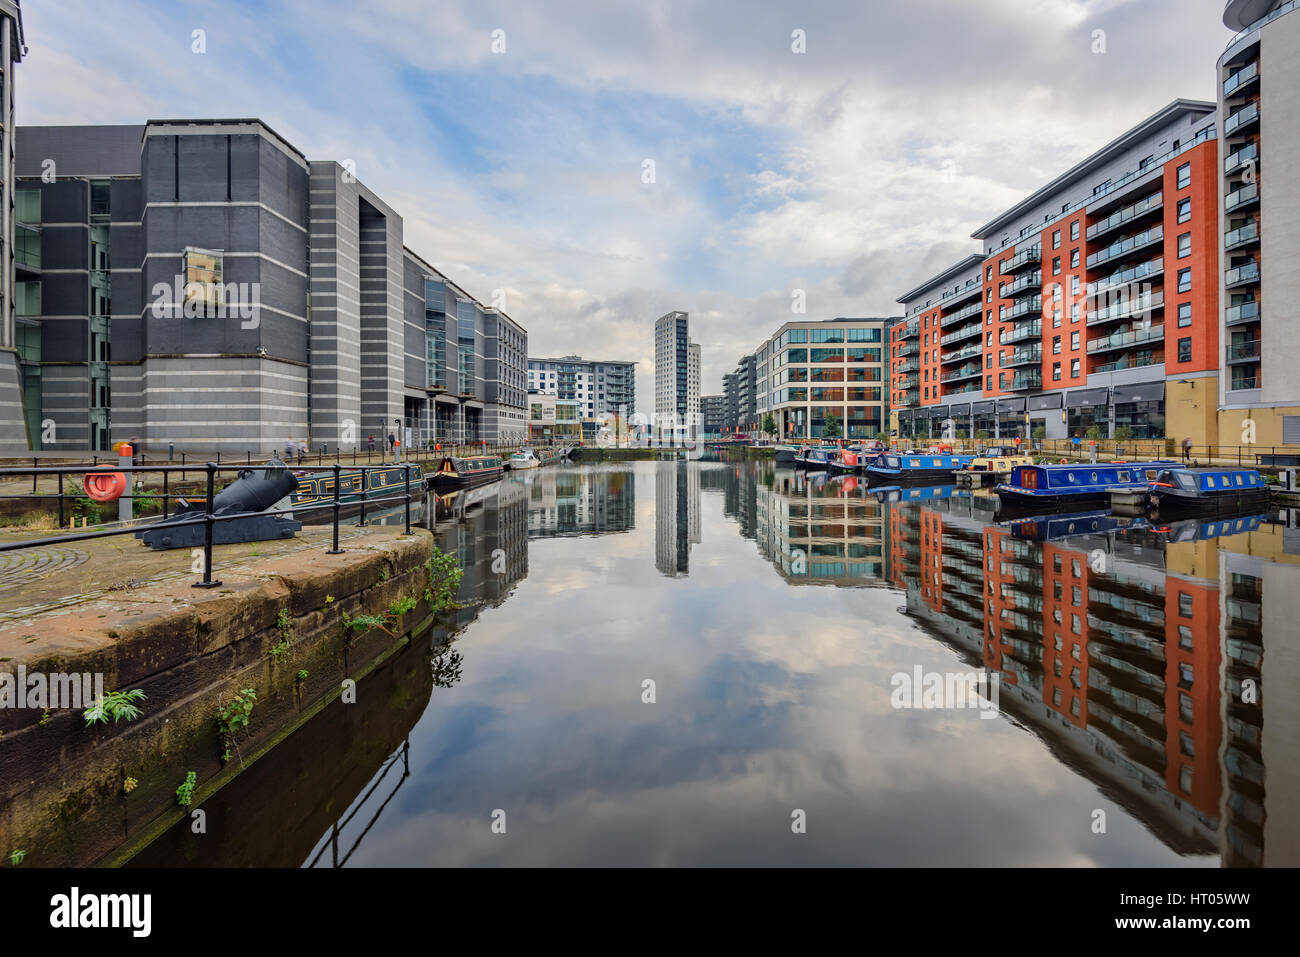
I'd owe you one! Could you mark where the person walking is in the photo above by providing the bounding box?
[284,436,294,461]
[368,434,375,453]
[1182,435,1192,463]
[297,438,307,464]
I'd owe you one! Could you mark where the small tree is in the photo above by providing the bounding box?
[1114,425,1134,443]
[1032,425,1046,440]
[1085,425,1103,440]
[822,412,841,439]
[761,414,777,439]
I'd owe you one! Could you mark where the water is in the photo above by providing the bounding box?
[131,459,1300,866]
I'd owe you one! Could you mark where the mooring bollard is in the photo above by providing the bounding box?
[193,463,223,588]
[119,444,134,523]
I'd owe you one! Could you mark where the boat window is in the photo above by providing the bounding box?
[1090,472,1098,482]
[1176,472,1198,491]
[1067,472,1076,483]
[1235,474,1243,486]
[1145,470,1158,481]
[909,458,920,467]
[1117,470,1130,482]
[1206,476,1216,489]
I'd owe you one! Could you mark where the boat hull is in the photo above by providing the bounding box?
[1149,486,1270,514]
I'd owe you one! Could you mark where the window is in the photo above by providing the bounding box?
[1177,232,1191,258]
[1053,362,1061,381]
[1052,257,1062,275]
[1178,592,1193,617]
[1178,268,1191,293]
[1071,303,1080,323]
[1178,302,1192,327]
[986,265,993,281]
[1177,198,1191,223]
[1177,162,1191,189]
[1053,336,1061,355]
[986,375,993,390]
[1070,249,1080,268]
[1071,276,1080,297]
[1178,625,1193,650]
[1052,230,1061,249]
[182,248,223,313]
[1178,337,1192,363]
[1071,331,1080,350]
[1052,309,1062,329]
[1070,221,1080,241]
[1071,359,1080,378]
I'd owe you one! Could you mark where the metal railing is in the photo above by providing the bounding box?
[0,461,419,587]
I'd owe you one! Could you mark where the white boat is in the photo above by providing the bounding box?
[507,448,540,470]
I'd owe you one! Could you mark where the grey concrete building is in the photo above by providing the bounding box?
[701,393,727,437]
[653,310,699,443]
[0,1,26,453]
[13,119,527,453]
[527,355,636,420]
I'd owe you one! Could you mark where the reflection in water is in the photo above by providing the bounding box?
[129,461,1300,866]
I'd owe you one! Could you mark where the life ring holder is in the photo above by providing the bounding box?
[84,465,128,503]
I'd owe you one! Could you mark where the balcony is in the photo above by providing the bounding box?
[896,389,920,408]
[944,382,983,397]
[1004,345,1041,367]
[1225,183,1259,212]
[1224,101,1260,137]
[941,300,983,326]
[1000,320,1041,345]
[1001,247,1041,276]
[1226,338,1261,364]
[1223,61,1258,97]
[1088,290,1164,326]
[897,340,920,357]
[1086,192,1163,243]
[1229,373,1260,391]
[940,280,984,308]
[1224,141,1258,174]
[1006,371,1042,391]
[1088,256,1163,298]
[940,364,983,383]
[999,270,1041,300]
[1225,261,1260,289]
[940,342,982,364]
[1086,225,1163,270]
[940,323,982,346]
[1086,324,1164,355]
[1224,221,1259,251]
[1225,300,1260,326]
[1092,353,1161,374]
[1003,295,1043,322]
[895,357,920,373]
[897,372,920,389]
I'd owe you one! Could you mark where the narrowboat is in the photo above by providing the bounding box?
[506,448,540,470]
[828,444,866,473]
[773,445,799,465]
[430,454,504,492]
[994,461,1177,513]
[869,483,968,505]
[957,449,1035,486]
[290,464,423,513]
[1146,467,1270,514]
[1002,509,1139,542]
[796,445,841,471]
[864,452,978,484]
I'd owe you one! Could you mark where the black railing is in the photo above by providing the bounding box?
[0,461,419,588]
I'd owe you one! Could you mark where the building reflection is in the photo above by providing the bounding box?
[527,466,636,538]
[433,479,530,628]
[655,461,702,577]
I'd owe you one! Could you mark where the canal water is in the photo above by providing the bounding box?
[131,458,1299,866]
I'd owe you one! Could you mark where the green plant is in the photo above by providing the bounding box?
[821,412,841,440]
[132,493,162,518]
[38,709,50,727]
[69,491,103,526]
[123,776,138,795]
[1114,425,1134,443]
[761,414,777,437]
[424,547,464,612]
[9,849,26,866]
[175,771,197,807]
[83,688,147,726]
[1033,426,1046,440]
[1085,425,1102,440]
[975,430,990,441]
[296,670,308,682]
[215,688,257,763]
[270,609,292,660]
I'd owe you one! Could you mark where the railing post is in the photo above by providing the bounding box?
[193,463,222,588]
[404,465,412,535]
[32,458,37,494]
[57,472,65,529]
[163,467,170,519]
[328,463,343,554]
[357,466,368,528]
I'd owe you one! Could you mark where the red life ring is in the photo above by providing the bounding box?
[84,465,128,503]
[1058,457,1068,464]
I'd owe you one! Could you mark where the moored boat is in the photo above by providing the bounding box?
[1146,466,1270,514]
[430,454,504,492]
[291,464,423,512]
[796,445,841,471]
[506,448,540,470]
[864,452,978,485]
[773,445,799,465]
[994,460,1177,513]
[957,448,1035,486]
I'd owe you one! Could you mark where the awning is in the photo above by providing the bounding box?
[997,397,1026,412]
[1066,387,1109,408]
[950,403,972,415]
[1028,393,1063,411]
[928,406,949,419]
[970,401,994,414]
[1112,382,1165,404]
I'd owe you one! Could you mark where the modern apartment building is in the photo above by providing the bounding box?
[701,393,727,437]
[11,119,527,453]
[752,317,892,440]
[1217,0,1300,444]
[653,310,700,443]
[892,100,1221,443]
[723,352,758,433]
[0,1,25,453]
[526,355,636,420]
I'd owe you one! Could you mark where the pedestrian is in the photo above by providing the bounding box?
[387,432,395,451]
[1182,435,1192,463]
[297,438,307,464]
[368,434,375,453]
[284,436,294,460]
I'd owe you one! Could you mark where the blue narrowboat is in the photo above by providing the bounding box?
[869,483,969,504]
[864,452,978,484]
[796,445,841,471]
[1146,466,1270,514]
[1002,509,1139,542]
[994,461,1177,512]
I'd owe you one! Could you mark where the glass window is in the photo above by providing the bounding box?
[1178,337,1192,363]
[1177,232,1191,258]
[1178,302,1192,327]
[183,248,223,312]
[1177,162,1191,189]
[1070,221,1080,241]
[1178,268,1191,293]
[1070,249,1080,268]
[1177,198,1191,223]
[1052,230,1061,249]
[1052,257,1061,275]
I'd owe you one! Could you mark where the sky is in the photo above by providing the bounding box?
[21,0,1237,413]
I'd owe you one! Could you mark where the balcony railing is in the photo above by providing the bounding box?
[1225,141,1258,174]
[940,365,983,383]
[897,341,920,357]
[1007,371,1042,391]
[1086,324,1164,355]
[941,300,983,326]
[1002,295,1043,322]
[944,382,983,397]
[897,373,920,389]
[1001,247,1041,275]
[1000,320,1041,345]
[895,357,920,373]
[1086,225,1163,270]
[940,342,982,364]
[939,279,984,308]
[1224,102,1260,137]
[1087,290,1164,326]
[939,323,982,346]
[1224,221,1259,251]
[1092,354,1161,374]
[1228,375,1260,391]
[999,270,1041,300]
[1223,61,1258,97]
[1225,183,1259,212]
[1225,300,1260,326]
[1226,339,1261,363]
[896,389,920,408]
[1086,192,1163,242]
[1088,256,1163,298]
[1225,261,1260,289]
